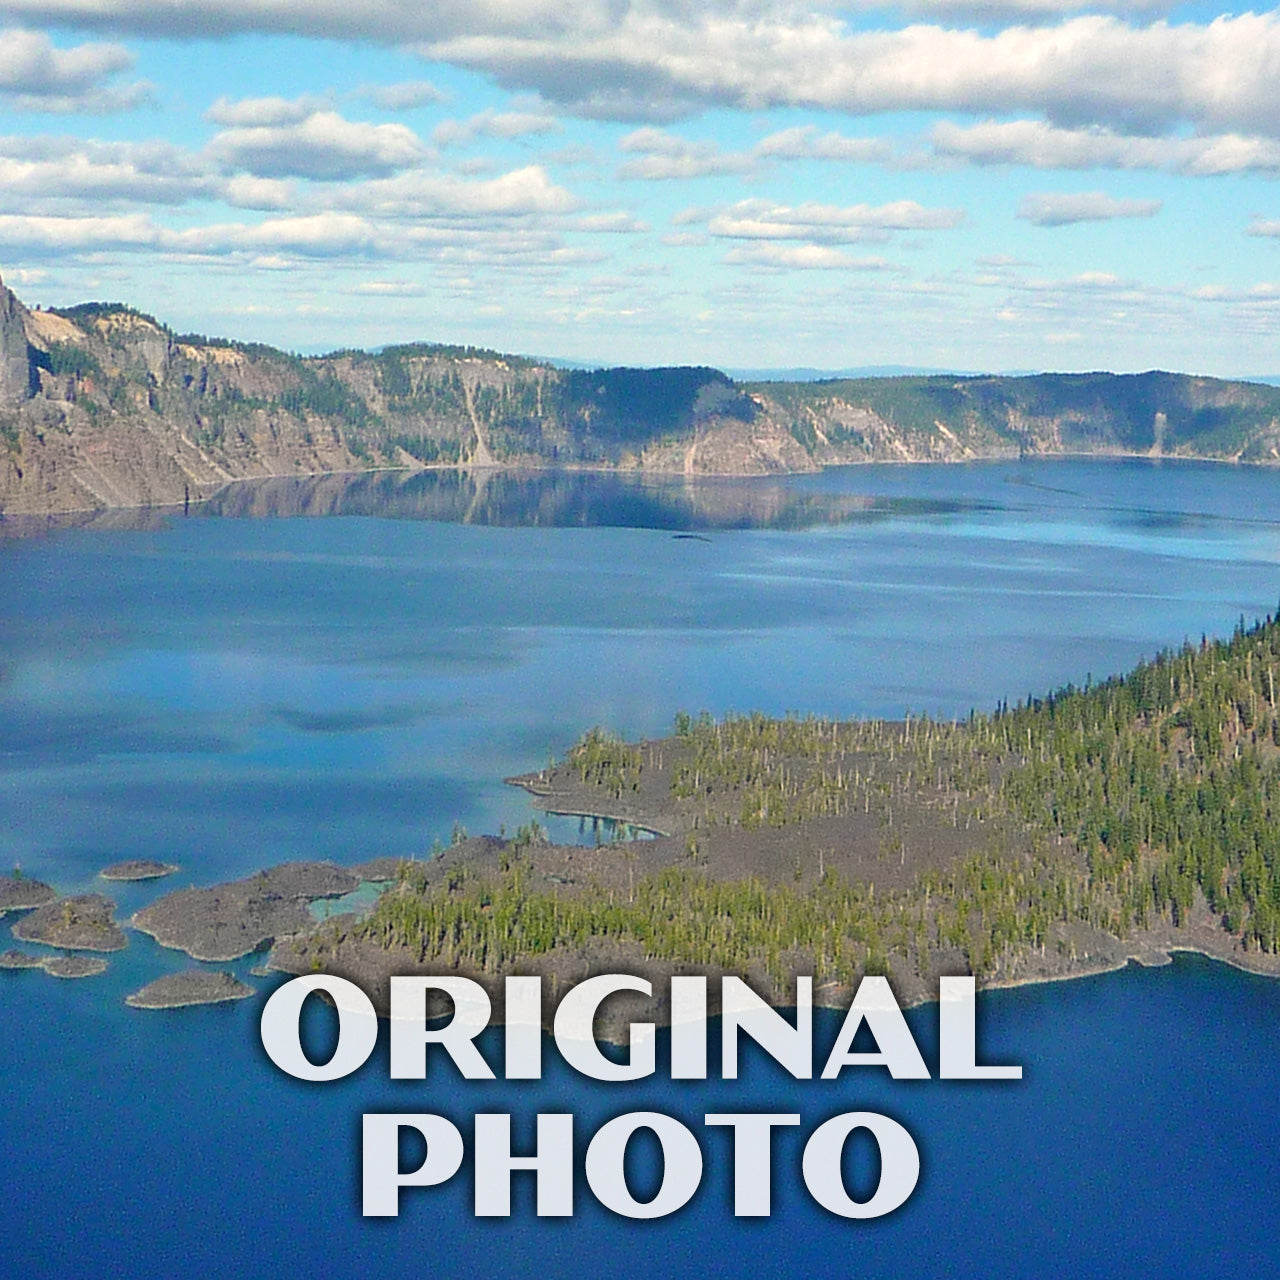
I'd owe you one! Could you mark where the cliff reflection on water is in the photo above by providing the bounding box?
[197,467,992,531]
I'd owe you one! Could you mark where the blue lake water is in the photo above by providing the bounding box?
[3,458,1280,1278]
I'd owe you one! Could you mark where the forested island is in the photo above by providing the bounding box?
[6,268,1280,517]
[269,611,1280,1017]
[9,606,1280,1018]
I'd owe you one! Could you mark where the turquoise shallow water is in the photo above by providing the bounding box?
[3,458,1280,1277]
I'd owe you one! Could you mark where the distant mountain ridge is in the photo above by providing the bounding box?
[4,270,1280,515]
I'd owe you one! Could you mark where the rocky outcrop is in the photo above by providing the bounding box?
[0,300,379,514]
[12,894,129,952]
[132,861,359,962]
[0,272,33,407]
[100,859,178,882]
[0,874,57,914]
[125,970,254,1008]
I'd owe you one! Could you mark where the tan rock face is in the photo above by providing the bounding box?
[24,310,84,347]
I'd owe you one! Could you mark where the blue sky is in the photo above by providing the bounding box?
[0,1,1278,375]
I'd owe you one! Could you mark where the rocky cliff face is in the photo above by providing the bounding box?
[0,300,393,515]
[3,273,1280,518]
[0,273,34,407]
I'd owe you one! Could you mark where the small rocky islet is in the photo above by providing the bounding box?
[3,891,125,982]
[1,861,384,1006]
[99,859,178,882]
[44,955,109,979]
[0,874,57,915]
[0,948,108,979]
[131,861,361,963]
[126,970,254,1009]
[12,894,129,952]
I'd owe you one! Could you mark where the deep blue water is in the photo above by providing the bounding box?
[3,459,1280,1278]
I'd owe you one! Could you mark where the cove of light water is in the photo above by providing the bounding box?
[2,458,1280,1278]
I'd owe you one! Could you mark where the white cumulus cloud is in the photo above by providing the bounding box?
[618,127,755,179]
[724,242,897,269]
[4,5,1280,139]
[334,164,580,218]
[932,119,1280,175]
[432,108,560,147]
[207,109,426,180]
[1018,190,1162,225]
[755,126,891,163]
[364,79,449,111]
[0,135,202,205]
[707,197,964,242]
[0,26,145,111]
